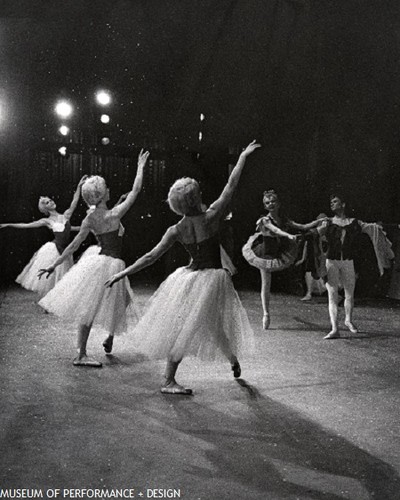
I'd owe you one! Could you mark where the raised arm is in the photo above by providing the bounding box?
[0,219,49,230]
[38,221,91,279]
[105,225,179,287]
[63,175,88,220]
[208,140,261,218]
[111,149,150,219]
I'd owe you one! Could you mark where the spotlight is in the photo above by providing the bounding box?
[96,91,111,106]
[100,114,110,124]
[200,113,205,121]
[101,137,110,145]
[58,146,67,156]
[55,101,73,119]
[198,132,203,142]
[59,125,70,136]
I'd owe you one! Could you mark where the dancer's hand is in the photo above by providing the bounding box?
[137,148,150,169]
[241,140,261,157]
[38,267,55,280]
[78,175,89,187]
[105,273,122,288]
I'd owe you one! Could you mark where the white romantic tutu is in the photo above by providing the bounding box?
[16,241,73,298]
[78,244,101,260]
[131,267,255,362]
[39,254,140,335]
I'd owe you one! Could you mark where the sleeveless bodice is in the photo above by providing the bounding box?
[52,220,71,254]
[97,230,123,259]
[183,234,222,270]
[257,215,291,258]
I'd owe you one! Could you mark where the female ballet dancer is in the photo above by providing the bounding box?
[105,140,260,395]
[318,194,394,339]
[0,176,87,297]
[38,149,150,367]
[242,190,324,329]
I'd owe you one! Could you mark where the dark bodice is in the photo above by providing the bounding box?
[53,220,71,254]
[257,215,292,258]
[183,234,222,270]
[325,219,362,260]
[97,230,123,259]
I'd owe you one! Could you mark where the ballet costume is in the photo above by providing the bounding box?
[39,229,139,336]
[16,218,73,298]
[131,233,254,363]
[242,214,298,271]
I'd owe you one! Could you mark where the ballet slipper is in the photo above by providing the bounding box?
[300,294,312,301]
[102,335,114,354]
[73,355,102,367]
[160,382,192,395]
[262,313,270,330]
[323,330,340,340]
[345,321,358,334]
[231,360,241,378]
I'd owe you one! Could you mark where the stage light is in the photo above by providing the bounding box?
[58,146,67,156]
[55,101,73,119]
[100,114,110,124]
[59,125,70,136]
[96,91,111,106]
[198,132,203,142]
[101,137,110,145]
[200,113,205,121]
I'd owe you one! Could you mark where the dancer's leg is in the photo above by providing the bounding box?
[74,323,102,367]
[324,260,340,339]
[301,271,313,300]
[161,358,192,395]
[342,260,358,333]
[260,269,272,329]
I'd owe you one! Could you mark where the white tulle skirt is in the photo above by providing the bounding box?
[131,267,255,362]
[39,254,140,335]
[16,241,73,298]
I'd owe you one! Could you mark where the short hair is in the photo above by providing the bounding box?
[330,193,346,204]
[38,197,51,216]
[263,189,279,205]
[167,177,202,215]
[81,176,107,206]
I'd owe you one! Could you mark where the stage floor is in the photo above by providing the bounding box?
[0,285,399,499]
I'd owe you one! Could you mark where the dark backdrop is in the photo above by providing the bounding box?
[1,1,399,290]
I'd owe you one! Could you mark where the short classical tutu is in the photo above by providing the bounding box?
[242,232,298,271]
[16,241,73,298]
[39,254,140,335]
[131,267,254,362]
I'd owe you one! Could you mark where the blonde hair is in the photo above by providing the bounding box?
[81,176,107,206]
[38,197,51,215]
[167,177,202,215]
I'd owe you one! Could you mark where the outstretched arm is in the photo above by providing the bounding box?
[63,175,88,220]
[208,140,261,218]
[0,219,49,230]
[111,149,150,219]
[289,218,327,231]
[262,219,298,241]
[105,226,179,287]
[38,221,91,279]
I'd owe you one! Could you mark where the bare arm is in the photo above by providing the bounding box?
[289,219,326,231]
[0,219,49,230]
[263,220,297,240]
[63,175,88,220]
[208,140,260,218]
[38,221,91,278]
[111,149,150,219]
[105,226,179,287]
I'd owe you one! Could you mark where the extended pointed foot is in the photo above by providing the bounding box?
[160,382,192,395]
[262,313,270,330]
[323,330,340,340]
[345,321,358,334]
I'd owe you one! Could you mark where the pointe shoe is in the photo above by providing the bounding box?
[102,336,114,354]
[231,360,241,378]
[323,331,340,340]
[262,313,270,330]
[160,382,193,395]
[345,321,358,334]
[73,355,102,367]
[300,294,312,301]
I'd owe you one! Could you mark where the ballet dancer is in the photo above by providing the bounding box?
[0,175,87,297]
[242,189,325,329]
[38,149,150,367]
[105,140,260,395]
[318,193,394,339]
